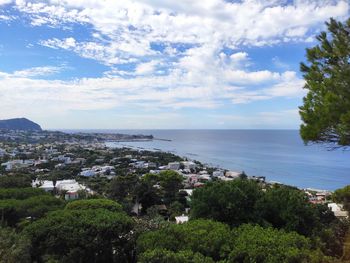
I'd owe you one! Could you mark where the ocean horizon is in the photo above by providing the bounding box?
[60,129,350,191]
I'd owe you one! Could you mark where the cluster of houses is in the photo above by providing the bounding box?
[80,165,116,177]
[0,129,46,141]
[0,139,349,221]
[304,188,349,219]
[1,159,36,171]
[31,179,93,200]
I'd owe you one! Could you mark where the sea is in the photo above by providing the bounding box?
[68,129,350,191]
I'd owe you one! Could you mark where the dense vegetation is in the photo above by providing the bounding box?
[299,17,350,147]
[333,185,350,211]
[0,171,349,262]
[138,220,330,263]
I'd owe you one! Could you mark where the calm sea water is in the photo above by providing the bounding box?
[68,129,350,190]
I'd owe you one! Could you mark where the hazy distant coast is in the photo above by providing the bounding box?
[104,129,350,190]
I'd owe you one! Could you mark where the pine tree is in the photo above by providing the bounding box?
[299,17,350,147]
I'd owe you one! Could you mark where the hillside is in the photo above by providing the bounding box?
[0,118,42,131]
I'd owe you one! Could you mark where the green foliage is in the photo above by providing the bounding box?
[48,166,81,180]
[109,171,183,214]
[256,185,320,236]
[158,170,184,205]
[0,195,65,227]
[190,179,262,226]
[78,176,111,194]
[137,220,331,263]
[65,198,123,212]
[136,179,160,214]
[317,219,349,258]
[0,227,31,263]
[333,185,350,211]
[137,219,232,261]
[228,224,328,263]
[299,17,350,146]
[189,181,347,257]
[168,201,185,219]
[109,173,139,202]
[24,208,134,263]
[138,249,214,263]
[0,174,32,188]
[0,187,48,200]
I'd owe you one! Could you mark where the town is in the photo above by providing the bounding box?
[0,129,347,224]
[1,128,350,262]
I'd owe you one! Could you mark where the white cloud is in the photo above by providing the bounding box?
[211,109,301,128]
[263,71,305,97]
[10,66,62,77]
[135,61,158,75]
[0,0,12,6]
[0,14,12,20]
[11,0,347,67]
[0,0,347,127]
[230,52,249,62]
[0,64,305,117]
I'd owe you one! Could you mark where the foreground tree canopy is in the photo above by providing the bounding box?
[190,179,262,226]
[24,199,134,263]
[299,17,350,147]
[0,173,349,262]
[333,185,350,211]
[189,180,347,258]
[137,220,329,263]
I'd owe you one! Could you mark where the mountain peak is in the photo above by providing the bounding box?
[0,118,42,131]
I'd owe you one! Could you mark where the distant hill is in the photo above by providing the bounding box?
[0,118,42,131]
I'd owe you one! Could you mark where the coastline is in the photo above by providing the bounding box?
[105,141,332,192]
[101,130,350,191]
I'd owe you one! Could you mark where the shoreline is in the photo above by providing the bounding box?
[104,141,333,192]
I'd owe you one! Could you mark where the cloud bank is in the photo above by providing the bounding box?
[0,0,348,128]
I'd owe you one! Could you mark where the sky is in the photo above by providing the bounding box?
[0,0,348,129]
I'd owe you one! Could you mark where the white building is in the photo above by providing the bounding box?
[199,174,211,181]
[168,162,180,170]
[1,160,32,171]
[32,180,55,192]
[0,148,6,157]
[131,161,147,169]
[54,155,72,164]
[212,170,224,177]
[182,161,196,170]
[80,169,96,177]
[32,179,91,200]
[175,215,189,224]
[225,171,241,179]
[328,203,349,218]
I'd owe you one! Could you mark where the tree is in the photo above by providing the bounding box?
[0,175,32,188]
[109,174,139,202]
[256,185,347,257]
[24,208,134,262]
[157,170,183,205]
[137,219,232,262]
[136,179,161,214]
[190,179,262,226]
[138,249,214,263]
[137,220,331,263]
[0,195,65,227]
[0,227,31,263]
[299,18,350,147]
[65,198,123,212]
[0,188,48,200]
[333,185,350,211]
[228,224,329,263]
[256,185,320,236]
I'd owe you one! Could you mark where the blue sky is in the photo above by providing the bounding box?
[0,0,348,129]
